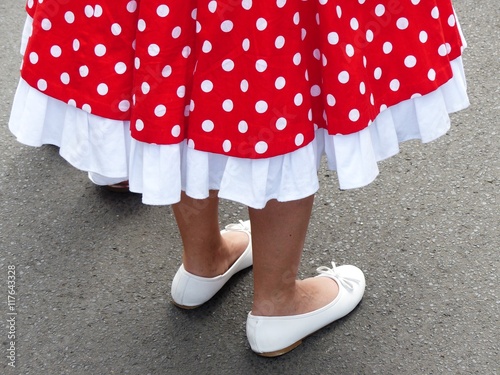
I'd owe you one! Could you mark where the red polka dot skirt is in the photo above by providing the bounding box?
[20,0,464,160]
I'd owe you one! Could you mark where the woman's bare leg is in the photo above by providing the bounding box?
[172,190,249,277]
[249,196,339,316]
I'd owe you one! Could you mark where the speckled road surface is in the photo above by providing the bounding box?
[0,1,498,374]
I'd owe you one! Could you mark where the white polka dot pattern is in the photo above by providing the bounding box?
[22,0,464,159]
[22,1,137,119]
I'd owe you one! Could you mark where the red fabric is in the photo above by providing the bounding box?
[22,0,137,120]
[21,0,463,159]
[25,0,36,18]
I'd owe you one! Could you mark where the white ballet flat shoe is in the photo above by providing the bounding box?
[171,220,252,309]
[246,262,365,357]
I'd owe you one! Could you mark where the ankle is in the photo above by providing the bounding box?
[252,278,339,317]
[252,282,301,316]
[183,231,249,277]
[183,244,227,278]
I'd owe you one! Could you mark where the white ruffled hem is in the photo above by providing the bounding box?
[128,57,469,208]
[9,56,468,208]
[11,14,470,208]
[9,78,131,184]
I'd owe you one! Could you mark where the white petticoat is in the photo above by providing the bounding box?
[10,20,469,209]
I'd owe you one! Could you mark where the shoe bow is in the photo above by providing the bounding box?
[316,262,359,292]
[224,220,250,232]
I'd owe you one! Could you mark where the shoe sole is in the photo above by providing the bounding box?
[257,340,303,357]
[171,300,202,310]
[253,299,363,357]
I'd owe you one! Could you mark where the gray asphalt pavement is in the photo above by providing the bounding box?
[0,1,498,374]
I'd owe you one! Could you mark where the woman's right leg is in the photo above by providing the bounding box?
[248,195,339,317]
[247,195,365,356]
